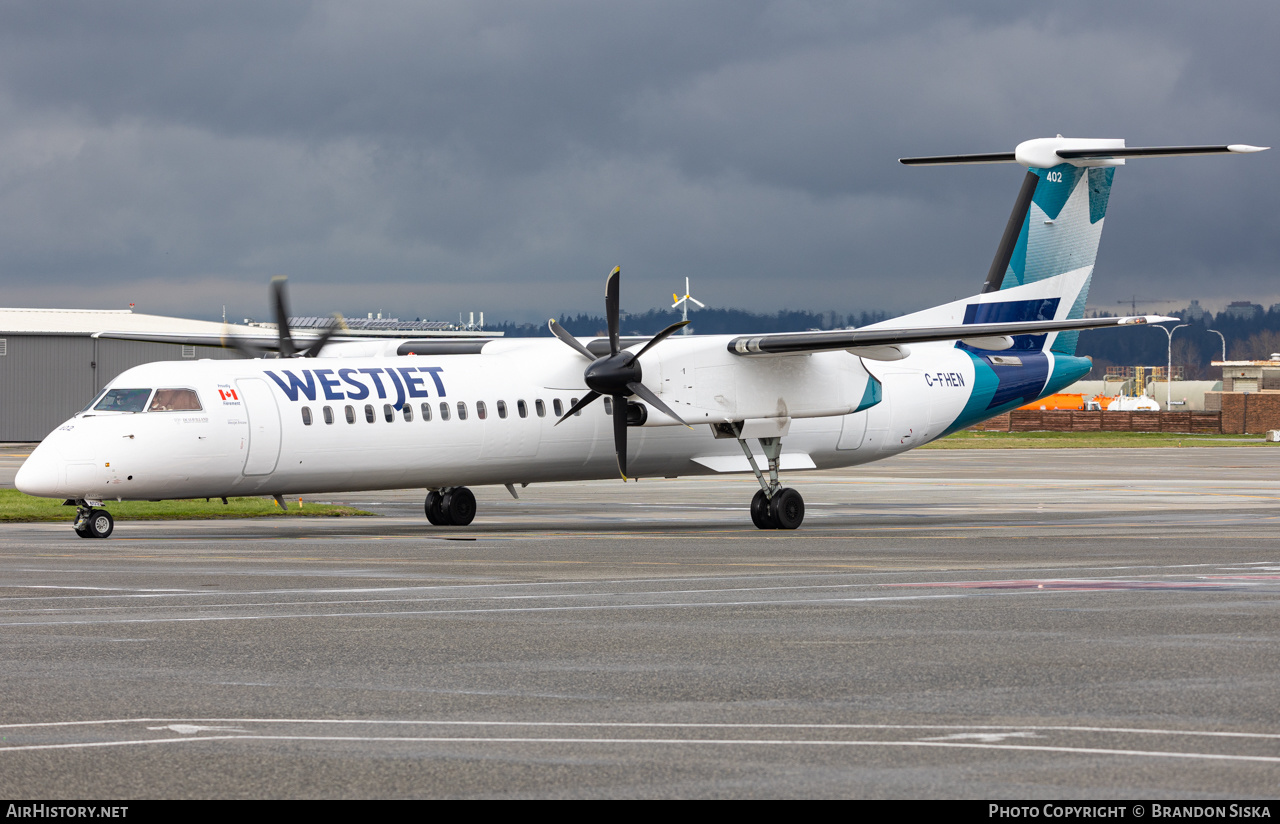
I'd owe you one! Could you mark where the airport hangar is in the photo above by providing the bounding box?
[0,308,494,442]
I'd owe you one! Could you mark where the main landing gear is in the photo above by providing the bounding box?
[72,500,114,539]
[425,487,477,526]
[729,429,805,530]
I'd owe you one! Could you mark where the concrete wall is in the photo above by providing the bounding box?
[0,334,237,441]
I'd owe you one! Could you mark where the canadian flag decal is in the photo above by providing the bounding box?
[219,389,239,401]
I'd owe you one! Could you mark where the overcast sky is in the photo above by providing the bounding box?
[0,1,1275,324]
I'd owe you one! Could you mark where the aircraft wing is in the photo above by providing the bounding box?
[89,329,353,349]
[726,315,1177,356]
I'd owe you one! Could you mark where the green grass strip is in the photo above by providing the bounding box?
[0,488,374,522]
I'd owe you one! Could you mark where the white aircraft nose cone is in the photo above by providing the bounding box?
[15,452,62,498]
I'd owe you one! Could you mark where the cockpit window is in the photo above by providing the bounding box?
[148,388,203,412]
[79,390,108,414]
[93,388,152,413]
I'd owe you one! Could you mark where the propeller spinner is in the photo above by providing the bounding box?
[549,266,690,479]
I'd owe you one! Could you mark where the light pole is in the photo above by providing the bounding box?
[1157,324,1188,408]
[1207,328,1227,362]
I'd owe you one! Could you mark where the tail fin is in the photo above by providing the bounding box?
[902,138,1267,357]
[984,163,1114,356]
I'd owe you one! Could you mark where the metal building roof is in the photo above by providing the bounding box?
[0,308,247,337]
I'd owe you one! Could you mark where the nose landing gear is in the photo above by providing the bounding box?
[424,487,477,526]
[72,501,114,539]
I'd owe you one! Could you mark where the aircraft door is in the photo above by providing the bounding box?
[236,378,282,475]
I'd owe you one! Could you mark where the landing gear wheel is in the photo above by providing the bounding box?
[768,488,804,530]
[74,522,93,539]
[750,489,777,529]
[424,491,445,525]
[85,509,114,539]
[441,487,476,526]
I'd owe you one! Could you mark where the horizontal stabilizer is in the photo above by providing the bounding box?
[1056,144,1268,160]
[899,152,1016,166]
[728,315,1176,357]
[901,137,1268,169]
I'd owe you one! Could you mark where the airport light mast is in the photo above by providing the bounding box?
[1157,323,1189,408]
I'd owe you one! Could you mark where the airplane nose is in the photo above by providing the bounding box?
[15,450,63,498]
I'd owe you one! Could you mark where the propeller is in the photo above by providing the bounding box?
[549,266,690,479]
[223,276,341,359]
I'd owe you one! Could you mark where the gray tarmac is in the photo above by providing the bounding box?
[1,445,1278,799]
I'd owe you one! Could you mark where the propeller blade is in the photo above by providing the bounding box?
[605,266,620,356]
[301,329,336,358]
[223,335,268,359]
[631,320,689,361]
[548,319,595,361]
[301,313,345,357]
[612,392,629,479]
[270,276,297,358]
[625,381,690,427]
[554,390,600,425]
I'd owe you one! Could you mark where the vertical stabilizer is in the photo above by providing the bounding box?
[986,163,1115,355]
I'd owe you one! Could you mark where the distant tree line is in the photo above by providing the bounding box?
[486,308,890,338]
[1078,304,1280,380]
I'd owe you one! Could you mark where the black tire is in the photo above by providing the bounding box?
[425,491,445,525]
[86,509,114,539]
[769,488,804,530]
[74,522,93,539]
[442,487,476,527]
[750,489,777,529]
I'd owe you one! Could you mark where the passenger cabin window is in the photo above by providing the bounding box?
[383,403,394,423]
[302,407,313,426]
[365,404,375,423]
[420,402,432,421]
[403,403,414,422]
[535,399,546,418]
[439,402,451,421]
[517,400,528,418]
[476,401,487,420]
[148,388,202,412]
[553,399,563,418]
[457,401,468,421]
[345,405,355,424]
[94,388,152,413]
[323,406,334,424]
[570,397,581,416]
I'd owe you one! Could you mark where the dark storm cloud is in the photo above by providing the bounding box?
[0,1,1275,322]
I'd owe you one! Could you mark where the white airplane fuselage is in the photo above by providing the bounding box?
[16,334,985,503]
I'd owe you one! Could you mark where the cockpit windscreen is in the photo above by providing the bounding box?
[93,388,152,413]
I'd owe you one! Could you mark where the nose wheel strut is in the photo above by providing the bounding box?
[72,500,114,539]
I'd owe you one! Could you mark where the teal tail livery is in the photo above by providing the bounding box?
[15,136,1266,535]
[885,138,1269,434]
